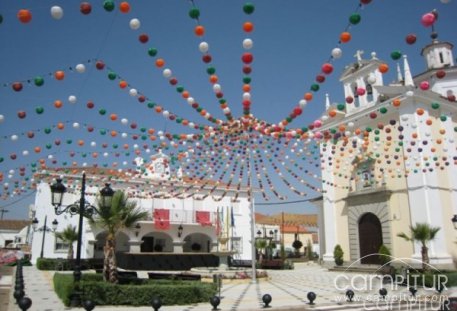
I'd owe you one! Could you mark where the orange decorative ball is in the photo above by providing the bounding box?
[340,32,351,43]
[243,21,254,32]
[119,2,130,13]
[416,108,424,116]
[392,98,401,107]
[155,58,165,68]
[194,25,205,36]
[119,80,128,89]
[378,64,389,73]
[17,9,32,23]
[54,71,65,80]
[304,93,313,101]
[54,100,63,108]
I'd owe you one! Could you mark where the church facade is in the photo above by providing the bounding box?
[316,37,457,269]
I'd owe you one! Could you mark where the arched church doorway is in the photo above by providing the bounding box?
[358,212,383,264]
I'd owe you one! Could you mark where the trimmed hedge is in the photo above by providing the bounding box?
[54,273,217,306]
[37,258,102,271]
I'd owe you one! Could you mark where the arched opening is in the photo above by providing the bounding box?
[140,232,173,252]
[183,233,212,253]
[358,213,383,264]
[94,231,130,258]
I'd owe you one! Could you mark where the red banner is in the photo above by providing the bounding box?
[196,211,211,226]
[153,209,170,230]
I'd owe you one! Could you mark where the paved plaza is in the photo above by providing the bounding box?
[4,262,453,311]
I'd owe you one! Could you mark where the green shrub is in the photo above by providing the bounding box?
[306,239,313,260]
[36,258,102,271]
[378,245,391,265]
[53,273,217,306]
[333,244,344,266]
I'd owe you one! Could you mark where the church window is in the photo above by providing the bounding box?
[439,52,444,64]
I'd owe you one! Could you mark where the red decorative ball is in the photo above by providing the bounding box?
[369,112,377,119]
[95,61,105,70]
[86,101,95,109]
[345,96,354,104]
[316,75,325,83]
[242,100,251,108]
[17,9,32,23]
[321,63,334,75]
[139,34,149,43]
[202,54,212,63]
[130,123,137,129]
[448,95,456,102]
[12,82,23,92]
[243,65,252,74]
[80,2,92,15]
[17,111,26,119]
[436,70,446,79]
[405,34,417,45]
[241,53,253,64]
[360,0,372,4]
[138,95,146,103]
[169,78,178,85]
[10,154,17,160]
[293,107,303,116]
[87,126,94,132]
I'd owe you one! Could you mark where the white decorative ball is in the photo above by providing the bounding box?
[75,64,86,73]
[199,42,209,53]
[242,38,253,50]
[129,18,141,30]
[162,68,172,78]
[331,48,343,59]
[129,88,138,97]
[50,6,64,19]
[68,95,77,104]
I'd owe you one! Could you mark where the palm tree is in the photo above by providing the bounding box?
[91,191,148,283]
[397,223,440,271]
[54,225,78,259]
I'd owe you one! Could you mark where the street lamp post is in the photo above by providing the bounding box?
[49,172,114,307]
[32,215,58,258]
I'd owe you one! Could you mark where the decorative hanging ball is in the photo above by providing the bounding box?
[243,3,255,14]
[340,32,351,43]
[304,92,313,101]
[0,15,3,24]
[331,48,342,59]
[119,80,128,88]
[440,115,447,122]
[293,107,302,116]
[50,6,64,19]
[34,76,44,86]
[139,34,149,43]
[119,2,130,13]
[360,0,372,4]
[75,64,86,73]
[426,119,433,126]
[243,21,254,32]
[405,34,417,45]
[337,103,346,111]
[345,96,354,104]
[189,7,200,19]
[416,108,425,116]
[95,60,105,70]
[148,48,158,57]
[80,2,92,15]
[310,84,319,92]
[12,82,23,92]
[436,70,446,79]
[129,88,138,96]
[421,12,436,27]
[367,74,377,84]
[316,75,325,83]
[54,100,63,108]
[68,95,77,104]
[103,1,115,12]
[17,9,32,23]
[431,102,440,109]
[242,53,253,64]
[17,111,26,119]
[349,13,361,25]
[108,71,117,80]
[87,101,95,109]
[378,63,389,73]
[379,107,388,114]
[35,106,44,114]
[155,58,165,68]
[129,18,141,30]
[0,115,5,123]
[390,50,402,60]
[194,25,205,37]
[243,38,253,50]
[419,81,430,90]
[54,71,65,80]
[322,63,334,75]
[313,120,322,128]
[328,110,337,118]
[356,87,366,96]
[369,112,377,119]
[199,42,209,53]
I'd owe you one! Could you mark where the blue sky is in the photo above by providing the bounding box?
[0,0,456,219]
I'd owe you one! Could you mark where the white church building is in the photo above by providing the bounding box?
[315,33,457,269]
[30,151,255,266]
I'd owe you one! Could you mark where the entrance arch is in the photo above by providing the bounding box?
[358,212,383,264]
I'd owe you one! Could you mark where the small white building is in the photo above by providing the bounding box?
[30,152,254,265]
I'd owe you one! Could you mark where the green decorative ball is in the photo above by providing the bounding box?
[310,84,319,92]
[243,76,251,84]
[337,103,346,111]
[440,115,447,122]
[35,107,44,114]
[103,0,115,12]
[44,128,51,134]
[99,109,106,115]
[206,66,216,75]
[108,72,117,80]
[148,48,158,57]
[379,107,388,114]
[189,7,200,19]
[243,3,255,14]
[431,102,440,109]
[34,76,44,86]
[349,13,361,25]
[390,50,402,60]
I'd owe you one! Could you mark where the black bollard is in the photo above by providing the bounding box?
[18,297,32,311]
[379,288,387,299]
[346,289,355,302]
[151,297,162,311]
[409,287,417,297]
[209,296,220,310]
[83,300,96,311]
[262,294,272,308]
[307,292,316,305]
